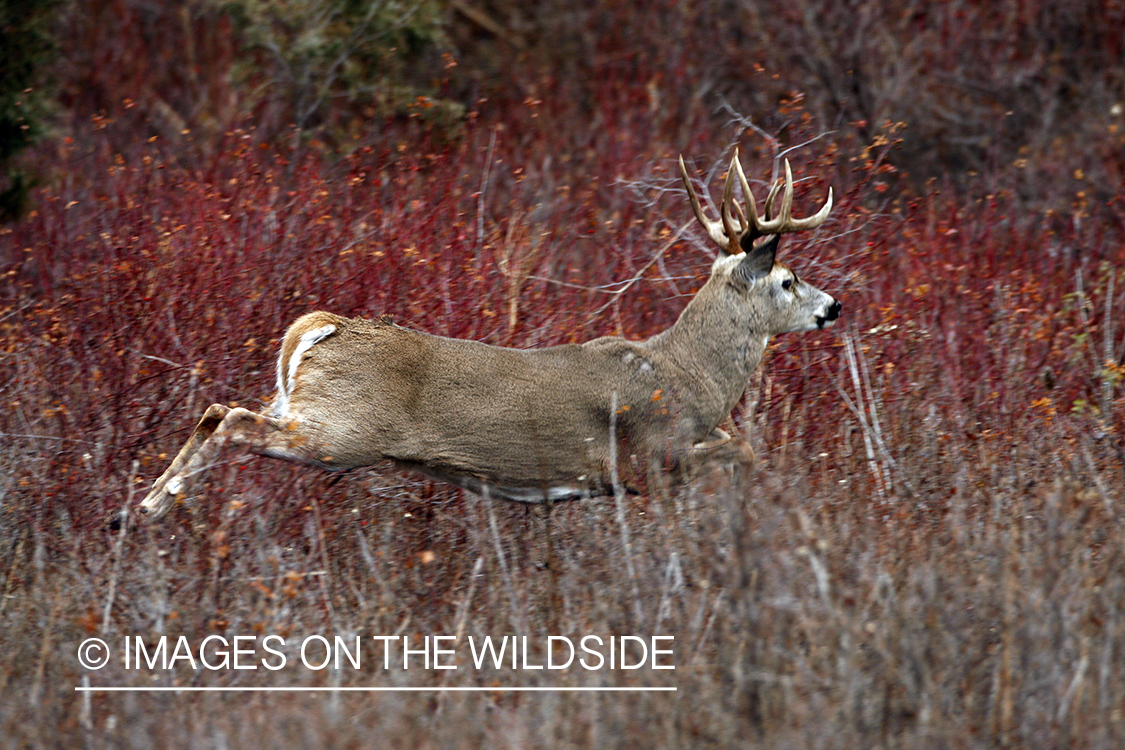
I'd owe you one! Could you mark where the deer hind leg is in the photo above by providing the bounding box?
[141,404,231,509]
[140,406,320,520]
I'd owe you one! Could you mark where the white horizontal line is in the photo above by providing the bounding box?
[76,686,676,693]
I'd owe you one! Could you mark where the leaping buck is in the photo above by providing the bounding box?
[140,153,840,520]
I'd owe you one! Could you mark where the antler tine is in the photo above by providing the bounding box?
[747,159,792,235]
[777,159,795,226]
[732,156,759,230]
[719,155,745,254]
[752,159,834,235]
[762,180,783,222]
[791,182,833,230]
[679,155,735,252]
[678,155,710,228]
[729,200,747,232]
[780,158,834,231]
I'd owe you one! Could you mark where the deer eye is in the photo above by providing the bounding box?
[782,278,793,290]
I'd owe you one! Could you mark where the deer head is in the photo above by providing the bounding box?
[672,151,840,336]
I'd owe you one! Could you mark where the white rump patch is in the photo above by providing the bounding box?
[272,324,336,418]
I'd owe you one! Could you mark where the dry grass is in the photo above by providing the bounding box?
[2,440,1123,747]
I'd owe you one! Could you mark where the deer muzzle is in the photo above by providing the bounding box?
[818,299,842,329]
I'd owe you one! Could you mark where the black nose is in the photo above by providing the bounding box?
[826,300,842,321]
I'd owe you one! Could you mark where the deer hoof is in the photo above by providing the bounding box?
[139,479,181,521]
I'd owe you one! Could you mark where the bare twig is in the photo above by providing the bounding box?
[101,460,139,634]
[453,555,485,645]
[834,333,918,498]
[483,488,523,633]
[609,392,642,627]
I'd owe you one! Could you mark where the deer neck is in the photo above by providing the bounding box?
[644,291,769,418]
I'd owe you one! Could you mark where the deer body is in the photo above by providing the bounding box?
[276,311,690,496]
[140,154,841,520]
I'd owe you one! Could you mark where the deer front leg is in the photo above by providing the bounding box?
[140,406,315,521]
[672,428,755,484]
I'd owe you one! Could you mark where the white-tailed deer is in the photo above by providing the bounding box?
[139,153,840,520]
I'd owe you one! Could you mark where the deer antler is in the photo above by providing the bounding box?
[680,151,833,255]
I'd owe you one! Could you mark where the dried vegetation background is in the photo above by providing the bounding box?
[1,0,1124,747]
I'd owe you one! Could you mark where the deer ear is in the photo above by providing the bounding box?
[737,234,780,280]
